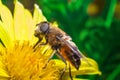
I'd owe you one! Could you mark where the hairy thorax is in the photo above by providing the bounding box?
[46,27,65,49]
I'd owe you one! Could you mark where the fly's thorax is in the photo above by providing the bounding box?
[45,28,65,50]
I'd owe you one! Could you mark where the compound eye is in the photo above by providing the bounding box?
[40,22,49,33]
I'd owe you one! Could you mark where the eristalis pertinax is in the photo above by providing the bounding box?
[34,21,87,79]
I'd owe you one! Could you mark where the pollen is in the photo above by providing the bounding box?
[1,41,60,80]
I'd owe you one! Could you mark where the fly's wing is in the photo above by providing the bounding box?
[56,35,90,70]
[65,40,92,66]
[56,35,81,69]
[57,35,85,58]
[65,40,85,58]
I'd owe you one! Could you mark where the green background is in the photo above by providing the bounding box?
[1,0,120,80]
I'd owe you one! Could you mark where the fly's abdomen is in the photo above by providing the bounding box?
[60,44,81,70]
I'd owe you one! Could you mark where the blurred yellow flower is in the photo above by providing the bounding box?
[0,1,101,80]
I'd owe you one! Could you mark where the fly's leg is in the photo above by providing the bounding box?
[56,49,67,65]
[56,49,67,80]
[33,39,41,49]
[33,37,48,52]
[69,64,73,80]
[60,65,67,80]
[60,64,73,80]
[39,38,48,45]
[56,49,73,80]
[33,35,48,48]
[39,35,48,45]
[42,50,56,69]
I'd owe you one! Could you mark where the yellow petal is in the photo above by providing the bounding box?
[62,75,89,80]
[0,1,14,41]
[53,58,101,76]
[14,1,29,41]
[0,21,11,48]
[28,4,47,45]
[53,59,66,70]
[66,58,101,76]
[73,78,88,80]
[24,9,37,45]
[33,4,47,25]
[53,60,91,80]
[52,21,58,27]
[62,77,88,80]
[24,9,34,40]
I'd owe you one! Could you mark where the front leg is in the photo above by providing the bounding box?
[39,38,48,45]
[33,37,48,49]
[39,36,48,45]
[33,38,42,49]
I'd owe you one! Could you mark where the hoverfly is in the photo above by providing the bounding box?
[34,21,87,79]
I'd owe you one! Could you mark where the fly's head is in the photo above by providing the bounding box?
[34,21,50,39]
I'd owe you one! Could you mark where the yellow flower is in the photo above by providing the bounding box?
[0,1,59,80]
[0,1,101,80]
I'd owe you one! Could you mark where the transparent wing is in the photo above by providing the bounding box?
[56,35,91,66]
[56,35,85,58]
